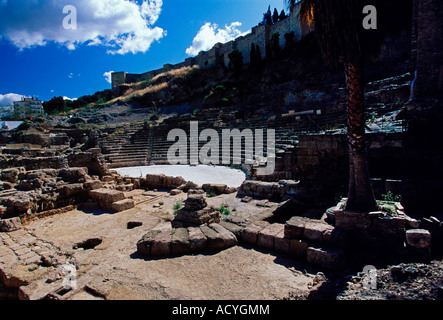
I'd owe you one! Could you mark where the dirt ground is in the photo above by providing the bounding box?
[19,191,317,300]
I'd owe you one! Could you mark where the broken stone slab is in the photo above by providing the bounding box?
[199,225,225,250]
[241,196,252,203]
[172,207,221,228]
[101,176,115,183]
[257,223,285,250]
[58,167,88,183]
[183,194,208,211]
[202,183,227,195]
[180,180,199,192]
[0,217,22,232]
[1,168,20,183]
[170,228,190,255]
[187,189,205,195]
[224,216,248,227]
[83,180,103,191]
[307,246,345,270]
[187,227,207,252]
[256,200,270,207]
[111,199,135,212]
[406,229,431,249]
[89,188,125,204]
[144,174,187,190]
[219,220,244,240]
[170,189,182,196]
[209,223,238,248]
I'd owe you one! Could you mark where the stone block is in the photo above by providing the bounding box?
[303,221,334,243]
[406,229,431,249]
[1,168,19,183]
[335,210,372,231]
[111,199,135,212]
[199,225,224,250]
[187,227,207,251]
[170,189,182,195]
[63,183,85,197]
[101,175,115,183]
[219,220,244,240]
[137,230,161,256]
[307,247,345,269]
[90,188,125,204]
[322,227,348,247]
[242,223,266,245]
[83,180,103,191]
[209,223,238,248]
[172,207,221,228]
[59,167,88,183]
[0,217,22,232]
[150,230,172,257]
[284,216,309,239]
[257,223,284,250]
[202,183,227,195]
[170,228,190,255]
[183,194,208,211]
[275,230,291,253]
[372,216,406,236]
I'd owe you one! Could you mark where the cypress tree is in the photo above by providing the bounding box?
[273,8,280,23]
[250,43,256,66]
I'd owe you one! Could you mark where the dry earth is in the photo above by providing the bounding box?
[10,191,317,300]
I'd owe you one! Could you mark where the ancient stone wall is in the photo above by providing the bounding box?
[111,2,306,88]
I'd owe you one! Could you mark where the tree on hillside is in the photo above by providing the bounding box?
[286,0,406,212]
[43,96,68,115]
[250,43,256,66]
[228,50,243,74]
[280,9,287,21]
[271,32,281,56]
[263,6,273,25]
[273,8,280,23]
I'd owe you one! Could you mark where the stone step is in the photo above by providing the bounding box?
[136,221,239,257]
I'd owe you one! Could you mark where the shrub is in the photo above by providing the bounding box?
[206,190,217,198]
[219,204,231,216]
[382,191,402,203]
[173,201,183,211]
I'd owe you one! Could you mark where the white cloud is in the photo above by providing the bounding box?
[68,73,74,79]
[186,22,250,56]
[0,93,27,106]
[103,71,114,84]
[0,0,166,55]
[63,96,77,101]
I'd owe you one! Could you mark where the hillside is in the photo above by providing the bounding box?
[42,31,412,128]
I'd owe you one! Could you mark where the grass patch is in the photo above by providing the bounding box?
[219,204,231,216]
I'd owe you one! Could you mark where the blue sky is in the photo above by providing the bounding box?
[0,0,286,105]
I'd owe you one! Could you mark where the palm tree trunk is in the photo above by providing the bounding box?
[344,61,377,212]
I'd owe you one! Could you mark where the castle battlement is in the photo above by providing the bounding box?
[111,4,310,89]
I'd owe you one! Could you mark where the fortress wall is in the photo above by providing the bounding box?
[112,2,305,88]
[235,34,254,64]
